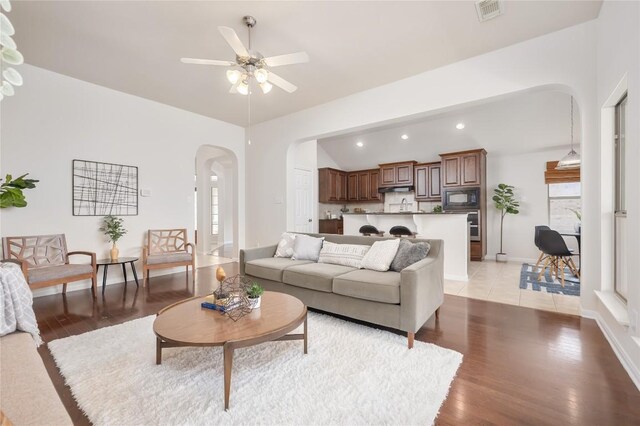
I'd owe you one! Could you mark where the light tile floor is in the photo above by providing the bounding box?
[445,260,581,316]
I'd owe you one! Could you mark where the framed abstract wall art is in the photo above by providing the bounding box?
[72,159,138,216]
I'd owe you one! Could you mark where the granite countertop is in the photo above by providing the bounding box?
[342,211,469,215]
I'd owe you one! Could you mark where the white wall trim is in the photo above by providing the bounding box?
[581,308,640,391]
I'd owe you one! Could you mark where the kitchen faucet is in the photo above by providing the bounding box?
[400,198,408,212]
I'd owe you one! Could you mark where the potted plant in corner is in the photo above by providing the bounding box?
[99,215,127,261]
[246,282,264,309]
[493,183,520,262]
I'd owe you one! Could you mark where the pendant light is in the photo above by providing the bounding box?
[556,96,581,170]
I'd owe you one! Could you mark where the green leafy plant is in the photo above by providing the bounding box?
[432,205,443,213]
[493,183,520,254]
[568,208,581,221]
[99,215,127,243]
[246,282,264,299]
[0,174,38,208]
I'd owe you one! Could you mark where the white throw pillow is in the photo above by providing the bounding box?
[274,232,297,258]
[291,235,325,262]
[318,242,370,268]
[360,239,401,272]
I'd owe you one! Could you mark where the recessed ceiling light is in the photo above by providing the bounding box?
[456,123,465,130]
[401,134,409,140]
[356,141,364,147]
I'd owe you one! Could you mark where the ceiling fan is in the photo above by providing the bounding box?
[181,16,309,95]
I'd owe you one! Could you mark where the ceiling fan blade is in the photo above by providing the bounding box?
[263,51,309,67]
[229,81,239,94]
[268,72,298,93]
[180,58,235,66]
[218,26,249,58]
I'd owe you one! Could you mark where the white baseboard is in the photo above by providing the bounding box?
[445,273,468,282]
[581,308,640,391]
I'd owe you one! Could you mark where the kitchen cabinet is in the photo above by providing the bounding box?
[378,161,417,187]
[348,173,359,201]
[440,149,486,188]
[358,171,370,201]
[414,162,441,201]
[319,219,343,235]
[369,169,382,201]
[318,168,348,203]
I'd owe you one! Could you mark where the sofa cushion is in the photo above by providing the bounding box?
[332,269,401,304]
[291,235,325,261]
[1,332,73,425]
[28,264,93,283]
[318,241,370,268]
[146,252,192,265]
[274,232,297,258]
[245,258,313,282]
[360,239,400,272]
[283,263,357,293]
[390,239,431,272]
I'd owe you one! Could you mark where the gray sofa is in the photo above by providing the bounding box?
[240,233,444,348]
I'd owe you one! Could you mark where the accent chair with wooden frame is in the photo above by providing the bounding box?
[142,228,195,286]
[2,234,97,296]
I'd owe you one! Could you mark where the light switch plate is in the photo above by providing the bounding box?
[140,188,152,197]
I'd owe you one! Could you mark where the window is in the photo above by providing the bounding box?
[211,186,219,236]
[548,182,581,233]
[614,95,627,301]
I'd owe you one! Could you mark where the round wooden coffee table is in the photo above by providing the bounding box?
[153,291,307,410]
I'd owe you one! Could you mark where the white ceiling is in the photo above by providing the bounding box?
[11,1,601,126]
[318,90,581,170]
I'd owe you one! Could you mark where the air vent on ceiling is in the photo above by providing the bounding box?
[475,0,504,22]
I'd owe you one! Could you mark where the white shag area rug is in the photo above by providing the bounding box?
[48,312,462,426]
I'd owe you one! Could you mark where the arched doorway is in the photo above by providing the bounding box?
[195,145,239,266]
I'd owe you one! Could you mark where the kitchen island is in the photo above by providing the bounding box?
[343,212,470,281]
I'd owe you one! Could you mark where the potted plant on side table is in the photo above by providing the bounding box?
[99,215,127,261]
[493,183,520,263]
[247,282,265,309]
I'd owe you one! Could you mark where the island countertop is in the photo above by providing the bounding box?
[342,211,469,215]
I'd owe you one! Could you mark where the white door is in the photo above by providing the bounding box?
[294,169,313,233]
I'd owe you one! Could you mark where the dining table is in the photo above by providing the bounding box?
[560,231,581,273]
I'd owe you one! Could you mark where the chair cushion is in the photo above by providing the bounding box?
[146,252,192,265]
[28,264,93,284]
[245,258,313,282]
[283,263,357,293]
[332,269,401,304]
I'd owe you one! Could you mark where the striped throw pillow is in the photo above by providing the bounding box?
[318,241,370,268]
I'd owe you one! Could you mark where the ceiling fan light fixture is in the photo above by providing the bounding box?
[237,80,249,96]
[259,81,272,94]
[226,69,242,84]
[254,68,268,84]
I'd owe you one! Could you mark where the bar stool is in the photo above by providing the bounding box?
[359,225,384,237]
[389,226,417,238]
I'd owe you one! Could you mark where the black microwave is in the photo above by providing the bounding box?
[443,188,481,210]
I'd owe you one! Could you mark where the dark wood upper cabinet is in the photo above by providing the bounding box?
[369,169,381,201]
[430,164,442,198]
[319,168,349,203]
[336,171,348,202]
[440,149,486,188]
[378,161,417,187]
[347,173,359,201]
[442,157,461,187]
[414,162,442,201]
[358,171,370,201]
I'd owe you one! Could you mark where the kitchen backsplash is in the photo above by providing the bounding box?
[319,192,442,219]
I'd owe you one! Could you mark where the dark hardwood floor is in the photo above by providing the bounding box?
[32,262,640,425]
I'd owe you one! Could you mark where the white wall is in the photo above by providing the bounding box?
[486,148,574,261]
[1,64,245,294]
[593,0,640,387]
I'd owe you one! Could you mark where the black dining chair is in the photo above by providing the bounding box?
[534,225,551,270]
[537,229,580,286]
[389,226,417,238]
[359,225,384,237]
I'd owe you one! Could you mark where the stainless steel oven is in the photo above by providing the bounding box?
[467,210,480,241]
[443,187,481,211]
